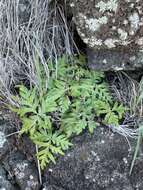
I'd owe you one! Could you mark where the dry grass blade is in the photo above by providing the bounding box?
[129,123,143,175]
[0,0,77,105]
[109,71,142,124]
[109,72,143,174]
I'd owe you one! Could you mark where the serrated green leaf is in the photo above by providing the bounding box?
[47,152,56,164]
[41,98,57,113]
[45,88,65,102]
[88,122,96,133]
[104,112,119,126]
[58,96,70,113]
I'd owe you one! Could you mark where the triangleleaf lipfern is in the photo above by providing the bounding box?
[9,55,126,169]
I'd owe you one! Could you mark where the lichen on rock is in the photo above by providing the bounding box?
[0,131,6,149]
[8,151,40,190]
[95,0,118,13]
[70,0,143,50]
[70,0,143,70]
[43,127,143,190]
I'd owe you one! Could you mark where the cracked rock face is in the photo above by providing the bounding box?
[43,127,143,190]
[70,0,143,50]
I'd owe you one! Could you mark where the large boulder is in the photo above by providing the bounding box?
[43,127,143,190]
[70,0,143,70]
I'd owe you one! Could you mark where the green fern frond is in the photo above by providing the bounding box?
[33,130,72,169]
[9,54,126,169]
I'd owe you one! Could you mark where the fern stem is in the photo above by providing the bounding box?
[36,145,42,185]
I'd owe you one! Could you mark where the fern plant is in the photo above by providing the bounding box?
[10,55,126,169]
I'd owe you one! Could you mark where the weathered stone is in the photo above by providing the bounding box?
[42,184,65,190]
[0,121,16,160]
[0,165,16,190]
[70,0,143,70]
[43,127,143,190]
[87,48,143,71]
[70,0,143,50]
[8,151,40,190]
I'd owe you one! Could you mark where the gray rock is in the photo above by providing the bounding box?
[42,184,65,190]
[0,165,16,190]
[70,0,143,50]
[70,0,143,70]
[43,127,143,190]
[87,48,143,71]
[0,121,15,160]
[8,151,40,190]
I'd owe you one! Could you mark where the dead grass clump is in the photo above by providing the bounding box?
[0,0,77,105]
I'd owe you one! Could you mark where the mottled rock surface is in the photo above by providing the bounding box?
[1,119,143,189]
[70,0,143,50]
[0,165,16,190]
[70,0,143,70]
[0,119,40,189]
[87,48,143,71]
[0,120,15,160]
[43,127,143,190]
[7,151,40,190]
[42,184,65,190]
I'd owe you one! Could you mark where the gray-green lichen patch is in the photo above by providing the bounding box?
[70,0,143,50]
[129,12,140,34]
[95,0,118,13]
[0,132,6,148]
[85,16,108,32]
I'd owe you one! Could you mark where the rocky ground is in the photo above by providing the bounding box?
[0,117,143,190]
[1,0,143,190]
